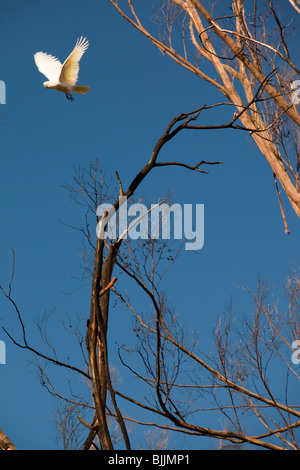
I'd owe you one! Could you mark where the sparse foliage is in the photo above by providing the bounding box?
[1,0,300,451]
[110,0,300,230]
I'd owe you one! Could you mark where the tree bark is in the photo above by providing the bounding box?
[0,428,17,450]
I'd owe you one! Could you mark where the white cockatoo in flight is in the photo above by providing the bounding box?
[34,37,90,101]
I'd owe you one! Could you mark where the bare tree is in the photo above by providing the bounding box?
[109,0,300,230]
[2,148,300,450]
[1,107,223,450]
[111,260,300,450]
[1,1,300,449]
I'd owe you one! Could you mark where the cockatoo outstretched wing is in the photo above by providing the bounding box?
[34,52,63,81]
[59,37,89,86]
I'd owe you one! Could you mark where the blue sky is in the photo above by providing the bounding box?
[1,0,300,450]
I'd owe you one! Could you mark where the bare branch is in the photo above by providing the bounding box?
[0,428,17,451]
